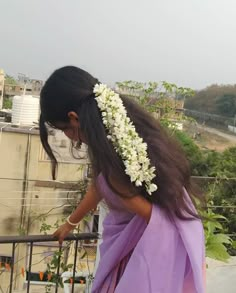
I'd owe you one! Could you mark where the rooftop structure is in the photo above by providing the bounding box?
[0,121,95,292]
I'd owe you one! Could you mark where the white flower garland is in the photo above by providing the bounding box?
[94,83,157,195]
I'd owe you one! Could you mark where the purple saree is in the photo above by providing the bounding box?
[92,175,205,293]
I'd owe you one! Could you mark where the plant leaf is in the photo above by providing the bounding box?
[206,242,230,262]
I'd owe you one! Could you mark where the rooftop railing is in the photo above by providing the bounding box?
[0,233,99,293]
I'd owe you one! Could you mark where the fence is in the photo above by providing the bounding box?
[0,233,98,293]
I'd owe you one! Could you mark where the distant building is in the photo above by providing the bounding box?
[0,69,44,98]
[0,123,97,292]
[4,78,44,97]
[0,69,4,109]
[0,69,4,93]
[18,74,44,95]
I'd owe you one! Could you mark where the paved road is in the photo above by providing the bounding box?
[198,125,236,143]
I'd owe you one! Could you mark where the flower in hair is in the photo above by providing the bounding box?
[94,83,157,195]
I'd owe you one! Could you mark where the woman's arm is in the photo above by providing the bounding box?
[120,195,152,223]
[53,182,102,244]
[109,176,153,223]
[68,182,101,224]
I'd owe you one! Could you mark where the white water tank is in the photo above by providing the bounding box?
[12,95,39,125]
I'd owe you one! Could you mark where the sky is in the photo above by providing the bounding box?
[1,0,236,89]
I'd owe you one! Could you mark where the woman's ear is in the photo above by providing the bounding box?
[68,111,80,127]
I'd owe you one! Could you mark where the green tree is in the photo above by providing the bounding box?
[116,80,194,121]
[173,130,209,176]
[120,80,236,260]
[216,94,236,117]
[185,84,236,117]
[5,74,17,85]
[2,98,12,109]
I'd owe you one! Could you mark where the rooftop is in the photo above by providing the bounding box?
[0,121,39,135]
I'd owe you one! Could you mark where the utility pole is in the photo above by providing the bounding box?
[18,73,29,95]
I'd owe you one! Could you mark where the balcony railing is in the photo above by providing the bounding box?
[0,233,99,293]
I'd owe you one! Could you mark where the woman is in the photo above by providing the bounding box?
[39,66,205,292]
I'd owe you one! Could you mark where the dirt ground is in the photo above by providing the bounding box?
[184,122,236,152]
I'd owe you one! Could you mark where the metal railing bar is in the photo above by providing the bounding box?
[72,239,79,293]
[0,233,99,244]
[9,243,16,293]
[55,246,62,293]
[26,242,33,293]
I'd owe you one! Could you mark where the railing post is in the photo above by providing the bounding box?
[55,245,62,293]
[0,233,98,292]
[71,239,79,293]
[9,242,16,293]
[26,242,33,293]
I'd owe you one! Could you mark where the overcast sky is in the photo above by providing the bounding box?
[1,0,236,89]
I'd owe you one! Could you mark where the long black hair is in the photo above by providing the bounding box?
[40,66,203,219]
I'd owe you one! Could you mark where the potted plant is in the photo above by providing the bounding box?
[61,271,88,293]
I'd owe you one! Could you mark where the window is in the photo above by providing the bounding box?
[0,255,13,269]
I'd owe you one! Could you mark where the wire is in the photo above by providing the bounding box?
[0,197,81,201]
[1,202,236,210]
[0,203,73,209]
[192,176,236,180]
[209,205,236,208]
[0,175,235,182]
[0,197,76,201]
[0,177,82,183]
[0,190,81,194]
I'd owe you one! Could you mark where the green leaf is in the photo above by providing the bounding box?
[207,234,232,245]
[206,242,230,261]
[207,221,222,234]
[213,234,232,245]
[211,214,228,221]
[232,240,236,249]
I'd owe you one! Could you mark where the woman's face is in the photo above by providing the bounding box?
[53,111,86,143]
[58,123,79,140]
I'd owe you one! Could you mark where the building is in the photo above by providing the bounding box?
[4,78,44,98]
[0,69,44,100]
[17,74,44,96]
[0,123,97,292]
[0,69,4,109]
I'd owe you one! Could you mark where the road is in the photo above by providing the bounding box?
[198,125,236,143]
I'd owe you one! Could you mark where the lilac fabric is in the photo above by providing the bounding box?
[92,175,205,293]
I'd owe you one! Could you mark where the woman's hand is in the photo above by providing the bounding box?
[52,182,102,244]
[53,222,74,245]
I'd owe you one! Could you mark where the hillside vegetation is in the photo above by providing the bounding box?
[185,84,236,117]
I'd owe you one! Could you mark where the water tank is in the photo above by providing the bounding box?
[12,95,39,125]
